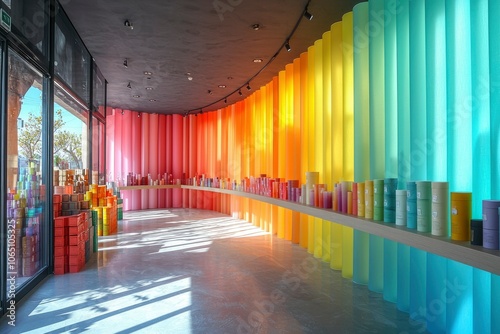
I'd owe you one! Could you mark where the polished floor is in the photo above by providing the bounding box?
[1,209,425,333]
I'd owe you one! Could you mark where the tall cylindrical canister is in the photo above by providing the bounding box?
[396,190,407,226]
[384,178,398,223]
[365,180,374,219]
[450,192,472,241]
[431,182,449,236]
[482,200,500,249]
[357,182,365,217]
[470,219,483,246]
[416,181,432,232]
[352,183,358,216]
[406,181,417,229]
[305,172,319,206]
[373,179,384,221]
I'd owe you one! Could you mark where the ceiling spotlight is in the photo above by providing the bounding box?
[124,20,133,29]
[137,112,141,118]
[145,87,153,90]
[132,94,140,98]
[285,40,291,52]
[253,58,263,63]
[238,90,242,96]
[304,9,313,20]
[149,99,157,102]
[246,83,251,91]
[224,98,227,103]
[208,90,213,94]
[121,110,125,115]
[144,71,152,76]
[218,85,226,88]
[127,82,132,89]
[186,72,193,81]
[252,23,260,30]
[227,76,233,80]
[123,58,128,68]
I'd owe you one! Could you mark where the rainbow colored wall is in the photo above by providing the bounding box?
[106,0,500,332]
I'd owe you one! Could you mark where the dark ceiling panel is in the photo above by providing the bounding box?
[61,0,362,114]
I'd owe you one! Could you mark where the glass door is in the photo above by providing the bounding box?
[5,49,48,303]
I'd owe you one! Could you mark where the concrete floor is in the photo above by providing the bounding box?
[0,208,425,333]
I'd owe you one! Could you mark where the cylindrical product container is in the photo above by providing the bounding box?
[481,201,500,249]
[305,172,319,206]
[431,182,449,236]
[470,219,483,246]
[352,183,358,216]
[373,179,384,221]
[450,192,472,241]
[396,190,407,226]
[416,181,432,232]
[341,181,351,213]
[357,182,365,217]
[365,180,374,219]
[384,178,398,223]
[347,191,353,214]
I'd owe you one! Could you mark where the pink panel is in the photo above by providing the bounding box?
[189,116,197,208]
[166,115,173,208]
[114,109,123,185]
[141,113,150,209]
[106,111,115,182]
[182,116,189,208]
[121,110,133,211]
[131,111,142,210]
[148,114,158,209]
[172,114,183,208]
[157,115,167,208]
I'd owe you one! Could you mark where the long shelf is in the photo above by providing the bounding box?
[118,185,181,190]
[182,185,500,276]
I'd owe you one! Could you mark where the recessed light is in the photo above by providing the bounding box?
[218,85,226,88]
[144,71,152,76]
[227,76,233,80]
[252,24,260,30]
[253,58,263,63]
[146,87,153,90]
[149,99,157,102]
[208,90,213,94]
[133,95,140,98]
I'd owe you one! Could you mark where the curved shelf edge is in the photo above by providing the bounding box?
[181,185,500,276]
[118,185,181,190]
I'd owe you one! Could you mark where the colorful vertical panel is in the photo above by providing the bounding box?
[352,1,370,286]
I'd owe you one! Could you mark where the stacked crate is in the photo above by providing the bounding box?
[54,213,88,275]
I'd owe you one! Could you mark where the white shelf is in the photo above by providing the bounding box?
[182,185,500,276]
[118,185,181,190]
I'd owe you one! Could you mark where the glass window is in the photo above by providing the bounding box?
[92,117,106,185]
[6,50,47,290]
[3,0,48,56]
[54,9,90,105]
[53,81,90,191]
[93,63,106,115]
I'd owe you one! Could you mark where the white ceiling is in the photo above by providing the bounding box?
[61,0,360,114]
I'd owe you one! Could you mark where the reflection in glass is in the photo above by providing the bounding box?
[6,50,46,289]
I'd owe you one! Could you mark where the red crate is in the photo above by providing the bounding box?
[54,236,67,247]
[54,246,66,257]
[54,255,67,268]
[69,235,79,246]
[54,267,66,275]
[54,217,67,228]
[69,265,80,274]
[54,227,66,237]
[68,245,81,256]
[53,194,62,203]
[67,215,80,227]
[68,255,80,266]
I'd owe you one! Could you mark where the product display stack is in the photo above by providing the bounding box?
[7,162,45,278]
